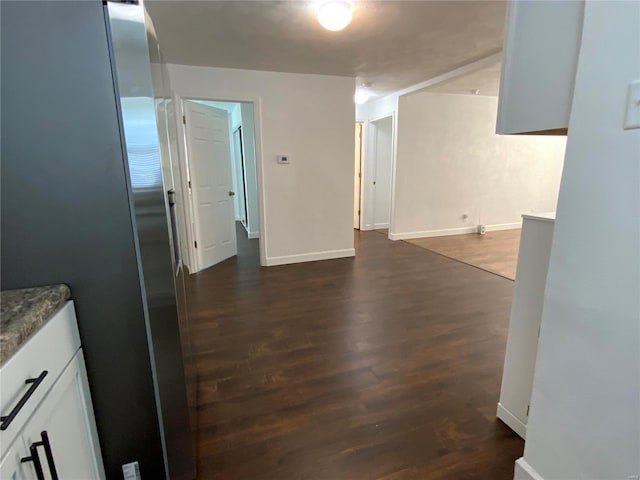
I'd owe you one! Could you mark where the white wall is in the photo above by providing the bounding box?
[392,92,566,239]
[169,65,355,265]
[517,2,639,479]
[356,93,399,123]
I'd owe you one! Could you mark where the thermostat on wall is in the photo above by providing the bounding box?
[277,154,290,164]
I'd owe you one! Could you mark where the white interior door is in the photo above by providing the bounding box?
[372,116,393,228]
[184,100,237,271]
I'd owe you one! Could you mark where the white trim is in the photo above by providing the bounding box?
[374,222,390,229]
[174,90,267,268]
[486,221,522,232]
[248,231,260,239]
[514,459,545,480]
[265,248,355,267]
[497,402,527,439]
[389,223,522,240]
[394,51,503,98]
[389,226,478,240]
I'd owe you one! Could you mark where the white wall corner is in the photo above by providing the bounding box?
[514,458,545,480]
[264,248,355,267]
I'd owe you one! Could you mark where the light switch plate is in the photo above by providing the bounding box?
[624,80,640,130]
[122,461,141,480]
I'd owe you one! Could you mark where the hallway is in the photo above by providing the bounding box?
[186,230,523,479]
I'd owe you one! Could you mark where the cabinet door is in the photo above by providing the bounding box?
[21,351,105,480]
[496,0,584,134]
[0,437,34,480]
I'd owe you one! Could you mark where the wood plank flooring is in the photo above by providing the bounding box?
[405,230,522,280]
[186,227,523,479]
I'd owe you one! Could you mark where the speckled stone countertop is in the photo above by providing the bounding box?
[0,285,71,365]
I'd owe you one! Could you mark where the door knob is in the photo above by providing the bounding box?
[229,191,235,196]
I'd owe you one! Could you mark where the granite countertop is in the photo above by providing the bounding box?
[0,284,71,365]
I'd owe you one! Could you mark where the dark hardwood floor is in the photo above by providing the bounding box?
[186,226,523,479]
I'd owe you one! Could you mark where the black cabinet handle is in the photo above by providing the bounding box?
[41,430,59,480]
[20,431,58,480]
[21,442,45,480]
[0,370,48,430]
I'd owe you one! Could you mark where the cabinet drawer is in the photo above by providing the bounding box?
[0,301,80,452]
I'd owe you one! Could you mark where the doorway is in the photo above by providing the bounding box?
[364,115,393,230]
[180,99,261,272]
[354,122,363,229]
[232,126,249,230]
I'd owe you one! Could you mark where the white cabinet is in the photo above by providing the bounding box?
[21,352,103,479]
[0,302,105,479]
[497,213,555,439]
[0,437,30,480]
[496,1,584,135]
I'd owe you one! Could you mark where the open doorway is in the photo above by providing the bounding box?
[354,122,363,229]
[180,99,261,272]
[363,115,394,231]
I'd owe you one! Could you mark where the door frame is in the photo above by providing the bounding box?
[232,125,249,230]
[174,92,267,269]
[363,112,396,234]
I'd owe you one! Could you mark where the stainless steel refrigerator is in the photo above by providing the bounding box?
[1,0,196,478]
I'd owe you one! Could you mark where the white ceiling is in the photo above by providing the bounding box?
[145,0,507,97]
[425,61,503,96]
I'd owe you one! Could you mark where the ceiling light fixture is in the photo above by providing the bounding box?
[354,89,369,105]
[317,1,353,31]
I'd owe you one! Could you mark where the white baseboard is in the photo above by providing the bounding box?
[497,402,527,439]
[514,458,545,480]
[486,221,522,232]
[374,222,389,229]
[265,248,355,267]
[389,226,477,240]
[389,222,522,241]
[248,231,259,239]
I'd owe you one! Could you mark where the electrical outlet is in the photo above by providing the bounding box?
[477,225,486,235]
[624,80,640,130]
[122,461,141,480]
